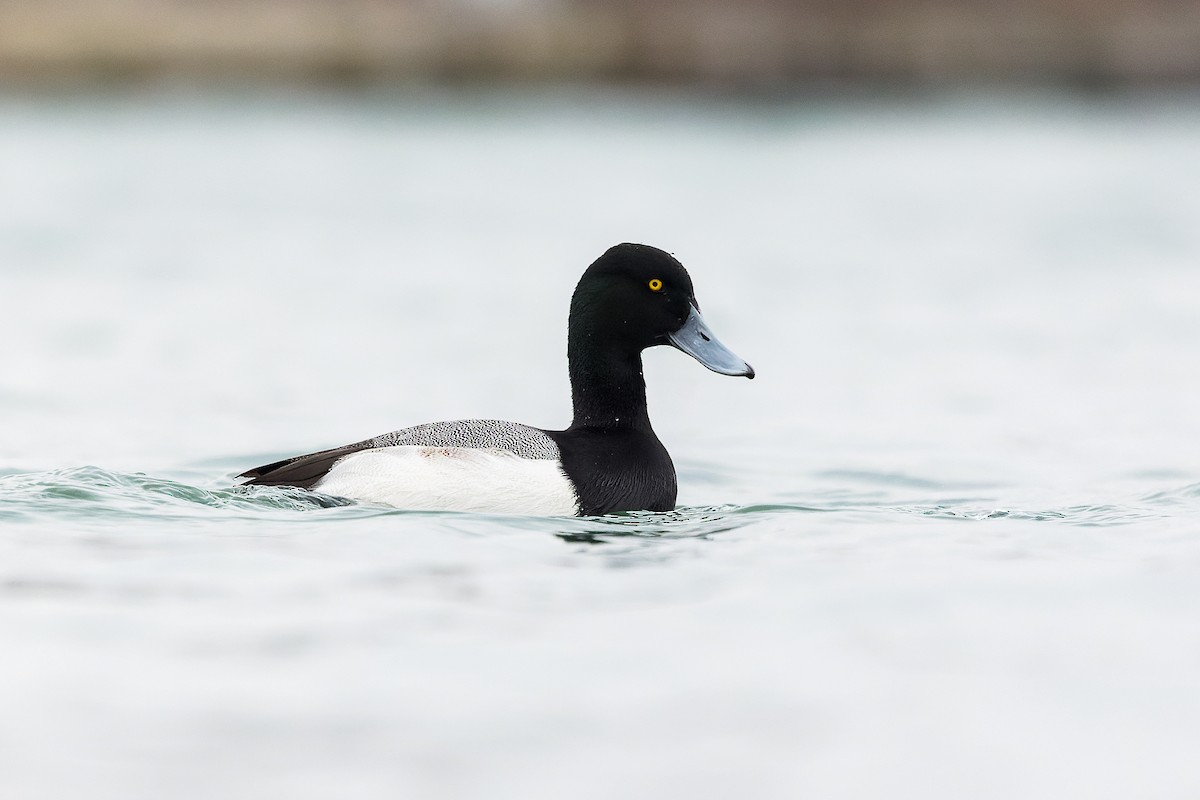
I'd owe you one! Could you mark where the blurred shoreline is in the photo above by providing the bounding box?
[3,0,1200,88]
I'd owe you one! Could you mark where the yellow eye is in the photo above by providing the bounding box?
[648,278,664,292]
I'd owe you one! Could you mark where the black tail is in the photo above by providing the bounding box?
[238,439,373,489]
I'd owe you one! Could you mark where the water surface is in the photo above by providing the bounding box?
[2,88,1200,799]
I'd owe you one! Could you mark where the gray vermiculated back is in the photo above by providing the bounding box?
[370,420,560,460]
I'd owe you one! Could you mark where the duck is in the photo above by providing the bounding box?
[238,243,754,516]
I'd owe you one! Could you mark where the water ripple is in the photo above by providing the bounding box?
[0,467,1193,535]
[0,466,351,522]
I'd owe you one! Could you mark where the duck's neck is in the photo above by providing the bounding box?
[567,333,652,432]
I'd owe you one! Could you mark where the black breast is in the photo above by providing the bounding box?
[546,427,677,516]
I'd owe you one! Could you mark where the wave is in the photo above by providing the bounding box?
[0,466,1193,535]
[0,466,351,523]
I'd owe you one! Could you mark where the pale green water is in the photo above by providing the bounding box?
[2,88,1200,799]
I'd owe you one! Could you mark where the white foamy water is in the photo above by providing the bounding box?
[2,87,1200,799]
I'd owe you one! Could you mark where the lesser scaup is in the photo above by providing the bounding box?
[239,243,753,515]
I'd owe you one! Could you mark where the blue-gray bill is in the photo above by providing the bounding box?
[668,305,755,378]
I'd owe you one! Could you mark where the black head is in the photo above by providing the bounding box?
[569,243,754,378]
[571,243,695,349]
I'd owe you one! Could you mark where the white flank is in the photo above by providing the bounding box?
[312,446,580,516]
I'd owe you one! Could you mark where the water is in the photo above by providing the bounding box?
[3,87,1200,799]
